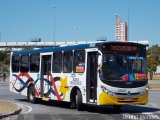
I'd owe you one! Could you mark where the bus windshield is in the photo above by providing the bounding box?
[99,53,147,81]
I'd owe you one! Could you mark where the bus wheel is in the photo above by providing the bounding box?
[76,90,83,111]
[113,105,121,112]
[70,101,76,109]
[28,86,37,103]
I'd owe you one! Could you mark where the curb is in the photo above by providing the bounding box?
[0,102,22,119]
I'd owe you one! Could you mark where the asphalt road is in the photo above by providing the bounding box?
[1,82,160,120]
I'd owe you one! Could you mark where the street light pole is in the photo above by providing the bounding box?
[52,5,56,43]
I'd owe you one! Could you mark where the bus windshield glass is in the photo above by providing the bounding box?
[99,54,147,81]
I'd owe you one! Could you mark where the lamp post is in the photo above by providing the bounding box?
[52,5,56,43]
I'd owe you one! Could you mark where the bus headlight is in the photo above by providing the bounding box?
[100,85,114,96]
[140,89,147,95]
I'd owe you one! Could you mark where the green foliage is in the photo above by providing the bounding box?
[147,44,160,79]
[0,50,10,64]
[147,44,160,64]
[0,50,10,73]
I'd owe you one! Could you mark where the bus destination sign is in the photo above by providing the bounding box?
[110,46,137,52]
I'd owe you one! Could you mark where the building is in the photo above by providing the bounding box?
[155,65,160,74]
[115,16,128,41]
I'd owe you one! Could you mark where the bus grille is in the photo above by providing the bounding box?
[115,92,140,96]
[117,98,138,103]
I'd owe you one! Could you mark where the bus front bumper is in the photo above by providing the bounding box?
[98,91,148,105]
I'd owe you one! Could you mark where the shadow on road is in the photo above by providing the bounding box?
[15,98,160,114]
[82,104,160,114]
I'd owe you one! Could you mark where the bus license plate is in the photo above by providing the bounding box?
[124,98,133,101]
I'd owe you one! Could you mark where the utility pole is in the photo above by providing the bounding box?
[52,5,56,44]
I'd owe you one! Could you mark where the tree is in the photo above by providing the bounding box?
[0,50,10,76]
[147,44,160,80]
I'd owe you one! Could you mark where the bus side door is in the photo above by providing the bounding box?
[40,54,52,98]
[86,51,98,103]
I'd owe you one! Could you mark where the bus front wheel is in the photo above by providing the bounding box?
[76,90,83,111]
[28,85,37,103]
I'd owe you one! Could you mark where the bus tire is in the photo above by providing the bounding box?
[76,90,83,111]
[28,85,37,103]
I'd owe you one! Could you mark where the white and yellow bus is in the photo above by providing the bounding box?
[10,41,148,111]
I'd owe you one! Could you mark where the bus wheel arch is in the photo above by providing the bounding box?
[70,86,83,111]
[27,84,37,103]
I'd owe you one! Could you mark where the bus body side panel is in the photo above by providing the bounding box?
[10,72,41,97]
[67,72,87,103]
[50,64,87,102]
[10,72,21,94]
[49,73,64,101]
[9,52,15,93]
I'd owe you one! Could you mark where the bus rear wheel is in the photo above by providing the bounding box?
[28,85,37,103]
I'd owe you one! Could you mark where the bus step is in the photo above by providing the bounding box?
[42,97,50,101]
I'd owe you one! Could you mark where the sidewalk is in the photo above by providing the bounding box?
[0,81,9,86]
[0,100,21,119]
[148,80,160,91]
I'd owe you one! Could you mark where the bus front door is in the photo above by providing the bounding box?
[86,52,97,103]
[40,55,51,99]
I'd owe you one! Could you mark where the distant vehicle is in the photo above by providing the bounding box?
[31,38,41,42]
[10,41,148,111]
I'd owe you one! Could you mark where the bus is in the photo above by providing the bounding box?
[10,41,148,111]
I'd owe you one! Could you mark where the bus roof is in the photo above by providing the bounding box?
[12,41,145,56]
[12,43,92,55]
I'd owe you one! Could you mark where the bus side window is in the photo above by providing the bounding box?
[20,55,29,72]
[73,50,85,73]
[52,52,62,73]
[63,51,73,73]
[12,55,20,73]
[30,54,40,73]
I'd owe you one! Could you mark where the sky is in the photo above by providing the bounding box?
[0,0,160,46]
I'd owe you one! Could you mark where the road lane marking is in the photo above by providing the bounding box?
[23,104,32,114]
[18,103,32,114]
[141,112,153,115]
